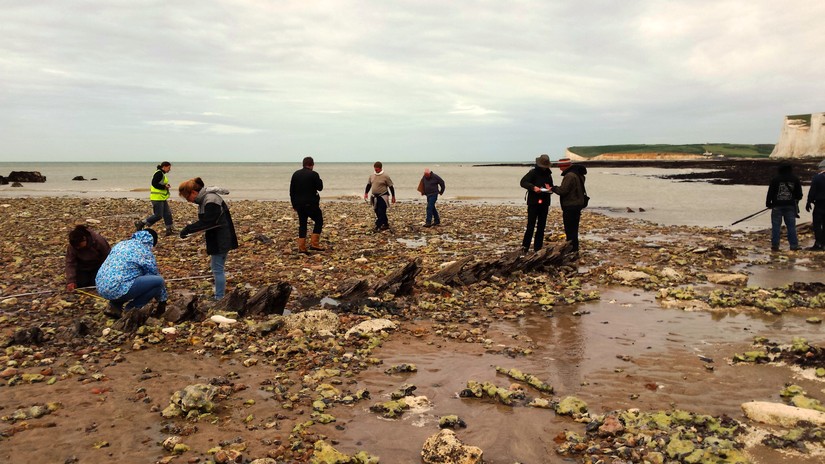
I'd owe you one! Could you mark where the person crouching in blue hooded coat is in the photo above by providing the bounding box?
[95,229,167,318]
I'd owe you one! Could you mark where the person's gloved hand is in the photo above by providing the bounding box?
[66,282,76,292]
[179,226,190,238]
[806,202,813,212]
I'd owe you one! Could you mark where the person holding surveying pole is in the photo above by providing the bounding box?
[765,163,803,252]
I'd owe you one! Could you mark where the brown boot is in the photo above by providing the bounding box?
[310,233,326,251]
[297,237,310,254]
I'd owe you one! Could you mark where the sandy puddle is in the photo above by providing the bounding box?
[2,289,824,463]
[316,288,825,463]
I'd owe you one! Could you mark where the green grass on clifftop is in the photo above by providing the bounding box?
[567,143,774,159]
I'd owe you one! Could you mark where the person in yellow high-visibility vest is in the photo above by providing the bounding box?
[135,161,175,235]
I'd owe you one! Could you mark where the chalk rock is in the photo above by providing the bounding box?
[345,318,397,339]
[771,113,825,158]
[421,429,483,464]
[660,267,683,280]
[85,218,101,224]
[707,273,748,286]
[612,270,650,284]
[210,315,237,325]
[741,400,825,427]
[284,309,339,333]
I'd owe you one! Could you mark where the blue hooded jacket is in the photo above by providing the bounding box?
[95,230,167,301]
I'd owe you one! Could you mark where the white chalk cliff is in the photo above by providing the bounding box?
[770,112,825,158]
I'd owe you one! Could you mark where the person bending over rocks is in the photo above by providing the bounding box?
[65,224,111,292]
[95,229,167,318]
[178,177,239,300]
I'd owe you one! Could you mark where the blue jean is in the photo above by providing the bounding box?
[145,200,173,227]
[211,253,228,300]
[425,194,440,225]
[111,275,166,310]
[771,206,798,248]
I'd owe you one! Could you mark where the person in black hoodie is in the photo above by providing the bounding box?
[766,163,803,251]
[289,156,325,254]
[520,154,554,252]
[552,158,587,252]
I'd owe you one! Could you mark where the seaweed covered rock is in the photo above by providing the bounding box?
[421,429,483,464]
[162,384,220,419]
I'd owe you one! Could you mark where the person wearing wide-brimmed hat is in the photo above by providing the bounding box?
[805,160,825,251]
[519,154,554,252]
[551,157,588,252]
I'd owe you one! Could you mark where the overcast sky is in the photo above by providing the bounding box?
[2,1,824,163]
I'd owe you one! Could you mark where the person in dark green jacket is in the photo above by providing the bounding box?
[552,158,587,252]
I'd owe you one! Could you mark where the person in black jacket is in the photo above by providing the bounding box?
[289,156,325,254]
[520,154,554,252]
[178,177,239,300]
[136,161,175,235]
[805,159,825,251]
[766,163,803,251]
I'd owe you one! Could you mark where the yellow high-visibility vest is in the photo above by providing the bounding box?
[149,170,170,201]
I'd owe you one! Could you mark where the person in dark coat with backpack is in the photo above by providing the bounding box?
[766,163,803,251]
[178,177,239,300]
[552,158,587,252]
[520,154,554,252]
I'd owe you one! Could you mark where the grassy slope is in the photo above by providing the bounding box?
[567,143,775,159]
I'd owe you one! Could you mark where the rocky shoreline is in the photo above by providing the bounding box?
[1,197,824,463]
[482,157,823,186]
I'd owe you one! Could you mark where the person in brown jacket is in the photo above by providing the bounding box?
[551,158,588,252]
[65,224,111,291]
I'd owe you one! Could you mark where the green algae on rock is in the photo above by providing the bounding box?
[558,409,747,464]
[495,366,554,393]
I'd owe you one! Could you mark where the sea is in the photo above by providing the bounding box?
[0,162,773,232]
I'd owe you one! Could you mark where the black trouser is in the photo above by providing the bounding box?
[373,194,389,229]
[813,203,825,245]
[562,207,583,251]
[76,268,99,288]
[296,204,323,238]
[522,203,549,251]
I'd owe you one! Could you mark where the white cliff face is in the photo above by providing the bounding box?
[770,112,825,158]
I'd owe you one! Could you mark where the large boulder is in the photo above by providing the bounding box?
[7,171,46,182]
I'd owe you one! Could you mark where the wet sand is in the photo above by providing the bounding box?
[1,197,824,463]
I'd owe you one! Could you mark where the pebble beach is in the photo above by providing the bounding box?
[1,196,825,463]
